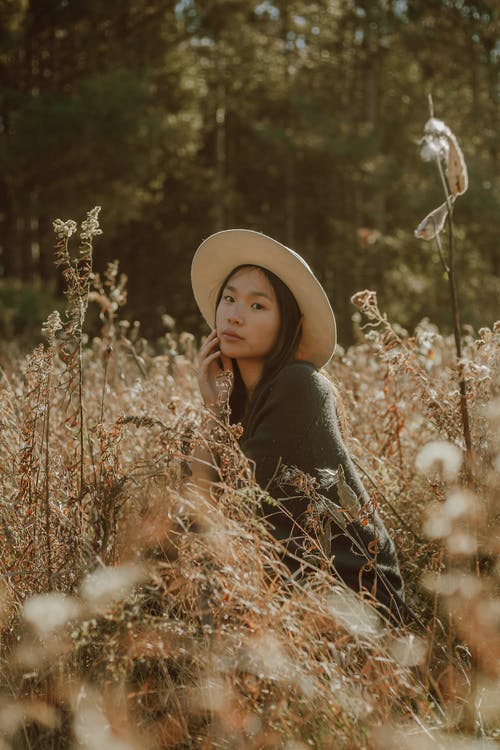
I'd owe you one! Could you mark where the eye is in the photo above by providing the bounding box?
[223,294,234,303]
[251,302,265,310]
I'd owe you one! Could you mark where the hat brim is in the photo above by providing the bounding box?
[191,229,336,369]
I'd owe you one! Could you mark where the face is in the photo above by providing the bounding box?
[215,267,281,365]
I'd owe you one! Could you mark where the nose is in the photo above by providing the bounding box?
[227,305,243,326]
[227,308,243,325]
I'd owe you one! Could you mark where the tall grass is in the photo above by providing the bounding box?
[0,210,498,749]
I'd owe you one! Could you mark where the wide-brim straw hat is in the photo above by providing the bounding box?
[191,229,336,368]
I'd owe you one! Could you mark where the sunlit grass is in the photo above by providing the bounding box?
[0,213,498,748]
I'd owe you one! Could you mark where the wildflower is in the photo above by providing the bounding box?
[443,489,475,520]
[0,701,25,736]
[419,117,468,196]
[80,206,103,243]
[415,440,462,482]
[390,634,427,667]
[420,117,451,162]
[422,571,481,599]
[80,563,145,609]
[22,593,81,636]
[423,503,452,539]
[73,687,136,750]
[190,676,230,713]
[161,314,175,331]
[425,117,452,137]
[447,531,476,556]
[327,587,381,636]
[52,218,77,239]
[350,289,378,315]
[242,632,295,682]
[41,310,63,344]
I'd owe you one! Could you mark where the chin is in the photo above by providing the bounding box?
[219,343,236,357]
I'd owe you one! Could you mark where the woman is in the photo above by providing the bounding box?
[190,229,405,623]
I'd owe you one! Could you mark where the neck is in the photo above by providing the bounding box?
[236,359,265,399]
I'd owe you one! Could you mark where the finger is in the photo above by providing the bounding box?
[199,334,220,358]
[199,349,222,372]
[199,333,215,352]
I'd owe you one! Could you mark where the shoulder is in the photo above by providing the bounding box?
[270,360,331,400]
[272,359,316,385]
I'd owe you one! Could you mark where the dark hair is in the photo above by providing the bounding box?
[215,264,303,429]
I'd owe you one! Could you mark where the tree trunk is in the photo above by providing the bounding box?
[281,2,295,246]
[213,40,226,232]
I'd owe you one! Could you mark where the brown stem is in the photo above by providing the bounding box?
[44,369,53,590]
[100,344,112,424]
[446,212,473,465]
[434,156,473,469]
[434,230,449,275]
[78,334,85,494]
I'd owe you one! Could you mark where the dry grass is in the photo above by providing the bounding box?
[0,223,498,748]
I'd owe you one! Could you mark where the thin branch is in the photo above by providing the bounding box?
[353,457,425,545]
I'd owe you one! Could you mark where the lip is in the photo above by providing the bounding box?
[221,330,244,341]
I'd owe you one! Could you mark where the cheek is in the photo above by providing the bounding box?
[215,303,223,327]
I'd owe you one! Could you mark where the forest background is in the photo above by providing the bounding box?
[0,0,498,346]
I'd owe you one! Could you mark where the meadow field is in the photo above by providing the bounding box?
[0,214,498,749]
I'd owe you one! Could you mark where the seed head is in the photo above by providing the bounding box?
[415,440,463,482]
[420,117,453,163]
[22,593,81,636]
[414,202,449,241]
[52,219,77,239]
[80,206,102,243]
[41,310,63,344]
[447,132,468,196]
[80,563,145,610]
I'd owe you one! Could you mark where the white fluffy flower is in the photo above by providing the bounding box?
[73,687,135,750]
[327,587,381,636]
[415,440,463,482]
[390,634,427,667]
[424,117,452,137]
[80,563,145,609]
[23,593,81,635]
[443,490,475,519]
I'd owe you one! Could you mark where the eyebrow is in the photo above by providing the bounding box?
[224,283,273,302]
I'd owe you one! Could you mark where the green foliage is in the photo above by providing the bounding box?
[0,1,498,341]
[0,278,62,340]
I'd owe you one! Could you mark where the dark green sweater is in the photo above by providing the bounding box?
[239,360,405,618]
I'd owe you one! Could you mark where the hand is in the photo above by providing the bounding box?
[197,329,233,409]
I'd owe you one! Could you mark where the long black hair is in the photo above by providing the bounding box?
[215,264,303,429]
